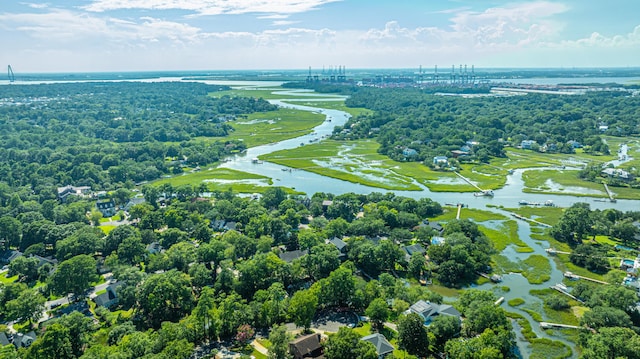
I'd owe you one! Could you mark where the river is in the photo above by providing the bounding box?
[5,76,636,357]
[215,82,640,358]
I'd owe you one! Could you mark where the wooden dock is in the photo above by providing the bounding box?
[510,213,552,228]
[456,203,462,219]
[550,284,584,303]
[564,271,608,285]
[603,183,617,203]
[540,322,583,330]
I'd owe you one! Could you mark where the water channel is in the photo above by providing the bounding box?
[214,82,640,358]
[5,77,637,357]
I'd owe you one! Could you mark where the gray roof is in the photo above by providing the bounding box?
[407,300,461,322]
[403,244,426,256]
[279,249,308,263]
[328,237,348,251]
[361,333,394,356]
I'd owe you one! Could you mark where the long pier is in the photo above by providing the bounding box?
[550,284,584,303]
[510,213,552,228]
[563,271,608,285]
[603,183,617,202]
[540,322,583,330]
[456,203,463,219]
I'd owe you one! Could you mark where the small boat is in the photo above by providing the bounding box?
[474,190,494,197]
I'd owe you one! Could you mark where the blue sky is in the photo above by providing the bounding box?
[0,0,638,72]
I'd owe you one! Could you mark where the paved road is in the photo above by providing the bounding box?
[39,272,113,323]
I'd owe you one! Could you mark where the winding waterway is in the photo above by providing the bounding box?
[214,83,640,358]
[5,76,637,358]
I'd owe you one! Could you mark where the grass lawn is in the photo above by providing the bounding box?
[99,225,116,234]
[0,273,18,284]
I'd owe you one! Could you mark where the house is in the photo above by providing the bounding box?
[13,331,36,348]
[146,241,161,255]
[403,148,418,157]
[418,219,444,234]
[279,249,308,263]
[431,236,446,245]
[96,199,116,217]
[0,332,10,346]
[93,282,123,308]
[601,168,632,181]
[520,140,536,150]
[402,243,426,262]
[0,250,22,265]
[361,333,394,359]
[31,254,57,268]
[567,140,583,149]
[599,125,609,132]
[433,156,448,166]
[451,150,468,158]
[322,200,334,211]
[57,185,91,202]
[289,333,324,359]
[124,196,146,211]
[405,300,461,325]
[328,237,348,260]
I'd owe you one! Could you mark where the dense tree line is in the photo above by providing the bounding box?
[0,188,516,358]
[0,82,278,191]
[329,87,639,164]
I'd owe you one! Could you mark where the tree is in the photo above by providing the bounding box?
[117,235,146,264]
[324,327,377,359]
[49,254,99,299]
[136,270,195,328]
[24,323,74,359]
[580,306,632,329]
[408,252,426,279]
[261,187,287,209]
[580,326,640,359]
[0,216,22,250]
[397,313,430,358]
[192,287,217,343]
[465,304,509,336]
[57,311,96,358]
[268,324,292,359]
[288,289,318,331]
[550,202,591,243]
[8,256,39,282]
[365,298,389,330]
[429,315,461,350]
[319,266,355,307]
[6,288,46,325]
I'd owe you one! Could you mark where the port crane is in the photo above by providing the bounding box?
[7,65,15,83]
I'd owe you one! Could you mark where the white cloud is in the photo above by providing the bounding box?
[82,0,342,16]
[272,20,299,26]
[0,9,203,44]
[555,25,640,48]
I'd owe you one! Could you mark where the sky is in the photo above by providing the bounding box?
[0,0,639,72]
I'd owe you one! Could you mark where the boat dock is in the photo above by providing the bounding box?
[603,183,617,203]
[454,172,494,197]
[510,213,552,228]
[456,203,463,219]
[540,322,583,330]
[550,283,584,303]
[563,271,608,285]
